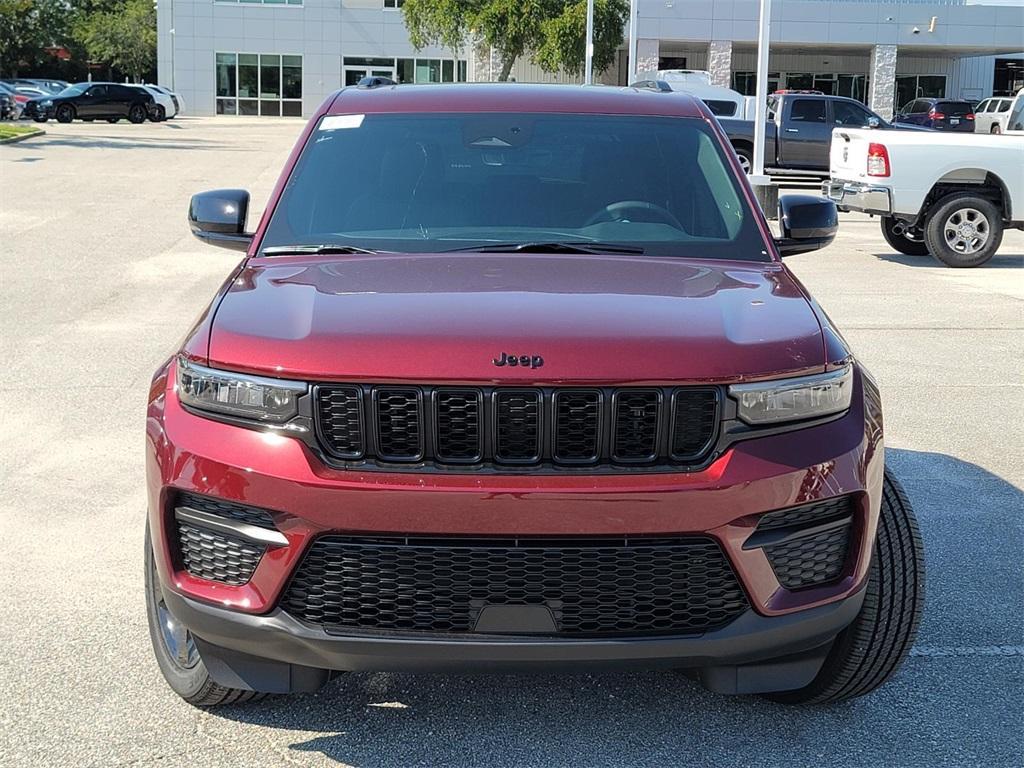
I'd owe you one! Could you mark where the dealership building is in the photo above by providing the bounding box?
[157,0,1024,120]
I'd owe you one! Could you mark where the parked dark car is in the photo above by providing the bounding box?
[32,82,155,124]
[720,93,912,175]
[893,98,975,132]
[145,84,925,709]
[0,90,15,120]
[0,78,67,94]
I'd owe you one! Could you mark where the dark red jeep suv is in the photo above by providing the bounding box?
[146,84,924,707]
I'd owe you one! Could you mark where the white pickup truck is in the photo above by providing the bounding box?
[823,129,1024,267]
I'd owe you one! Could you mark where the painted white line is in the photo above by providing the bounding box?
[910,645,1024,658]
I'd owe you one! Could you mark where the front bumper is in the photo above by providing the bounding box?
[163,583,864,694]
[147,359,884,686]
[822,179,893,215]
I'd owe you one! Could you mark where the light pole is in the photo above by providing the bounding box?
[627,0,638,84]
[750,0,777,214]
[584,0,595,85]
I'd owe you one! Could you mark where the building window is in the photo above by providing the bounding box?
[216,0,303,5]
[216,52,302,116]
[343,56,467,85]
[734,71,868,104]
[383,0,404,8]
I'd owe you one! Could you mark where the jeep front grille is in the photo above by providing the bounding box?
[315,385,720,470]
[281,534,748,636]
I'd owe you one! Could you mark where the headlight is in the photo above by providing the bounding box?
[729,366,853,425]
[176,357,306,423]
[40,99,52,106]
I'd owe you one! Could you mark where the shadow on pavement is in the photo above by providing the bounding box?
[872,251,1024,268]
[205,448,1023,768]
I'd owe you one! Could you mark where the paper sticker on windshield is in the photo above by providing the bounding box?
[320,114,365,131]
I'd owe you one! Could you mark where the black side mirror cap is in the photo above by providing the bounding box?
[775,194,838,256]
[188,189,253,252]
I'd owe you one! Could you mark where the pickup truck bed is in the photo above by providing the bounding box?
[721,94,899,175]
[825,128,1024,267]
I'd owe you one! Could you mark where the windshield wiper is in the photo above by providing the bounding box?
[446,241,644,255]
[261,244,379,256]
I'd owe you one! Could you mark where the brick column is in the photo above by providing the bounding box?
[869,44,898,120]
[707,40,733,89]
[635,38,659,79]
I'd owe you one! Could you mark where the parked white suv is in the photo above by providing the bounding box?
[824,127,1024,267]
[975,96,1014,134]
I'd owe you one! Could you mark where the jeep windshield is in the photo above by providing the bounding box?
[261,112,768,261]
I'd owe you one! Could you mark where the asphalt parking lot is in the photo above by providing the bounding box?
[1,117,1022,768]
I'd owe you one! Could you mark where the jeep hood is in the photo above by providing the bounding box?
[206,254,825,383]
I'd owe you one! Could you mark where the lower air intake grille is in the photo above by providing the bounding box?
[177,525,264,586]
[752,496,855,590]
[281,535,749,636]
[764,525,851,589]
[173,494,276,585]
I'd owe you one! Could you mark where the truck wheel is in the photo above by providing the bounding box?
[767,469,925,705]
[144,523,266,707]
[990,124,1001,135]
[881,217,929,256]
[924,193,1003,268]
[733,145,753,174]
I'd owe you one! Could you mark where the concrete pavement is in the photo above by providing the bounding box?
[1,117,1021,768]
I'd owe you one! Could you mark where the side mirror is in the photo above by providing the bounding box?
[867,116,881,129]
[775,194,838,256]
[188,189,253,251]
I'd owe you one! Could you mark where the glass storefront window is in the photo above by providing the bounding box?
[238,54,258,99]
[217,52,302,116]
[397,58,415,84]
[260,54,281,98]
[216,53,236,98]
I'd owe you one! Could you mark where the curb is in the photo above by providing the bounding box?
[0,128,45,145]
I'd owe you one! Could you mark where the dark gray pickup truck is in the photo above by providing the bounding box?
[720,93,896,175]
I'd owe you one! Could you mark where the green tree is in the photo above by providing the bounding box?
[0,0,72,77]
[76,0,156,82]
[401,0,628,82]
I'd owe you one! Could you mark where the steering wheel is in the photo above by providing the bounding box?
[584,200,685,230]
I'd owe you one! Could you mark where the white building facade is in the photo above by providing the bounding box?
[158,0,1024,120]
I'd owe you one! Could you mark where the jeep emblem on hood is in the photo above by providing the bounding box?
[493,352,544,369]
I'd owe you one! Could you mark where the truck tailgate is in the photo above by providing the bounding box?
[829,129,872,180]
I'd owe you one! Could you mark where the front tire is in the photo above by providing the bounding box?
[881,216,930,256]
[767,470,925,705]
[145,523,266,707]
[152,105,166,122]
[128,105,146,124]
[924,193,1003,268]
[55,104,75,123]
[991,124,1001,135]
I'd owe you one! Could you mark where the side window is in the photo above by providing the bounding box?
[789,99,826,123]
[977,100,991,114]
[833,101,873,127]
[996,99,1011,113]
[88,85,107,98]
[899,100,916,115]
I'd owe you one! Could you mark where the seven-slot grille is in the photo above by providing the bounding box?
[315,385,719,469]
[281,535,749,636]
